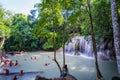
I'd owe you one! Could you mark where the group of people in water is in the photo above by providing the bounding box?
[2,68,24,80]
[0,52,69,80]
[0,54,40,80]
[4,60,18,67]
[0,55,24,80]
[11,70,24,80]
[2,59,24,80]
[0,55,18,67]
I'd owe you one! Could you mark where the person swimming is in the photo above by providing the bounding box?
[12,75,17,80]
[9,60,14,66]
[14,60,18,66]
[19,70,24,76]
[3,68,9,75]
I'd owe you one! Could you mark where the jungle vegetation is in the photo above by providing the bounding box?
[1,0,120,79]
[1,0,119,51]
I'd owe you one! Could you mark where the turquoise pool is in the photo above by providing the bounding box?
[0,51,118,80]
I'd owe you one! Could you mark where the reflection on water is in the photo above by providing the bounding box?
[0,51,119,80]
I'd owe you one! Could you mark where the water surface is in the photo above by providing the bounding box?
[0,51,118,80]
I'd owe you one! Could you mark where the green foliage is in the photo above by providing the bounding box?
[1,0,116,51]
[0,25,10,38]
[92,0,112,38]
[32,0,65,50]
[79,0,113,41]
[0,4,11,38]
[4,14,38,51]
[32,0,114,50]
[0,4,11,49]
[42,42,53,50]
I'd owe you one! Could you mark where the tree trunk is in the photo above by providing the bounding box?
[63,22,66,66]
[53,30,62,73]
[0,37,5,49]
[0,33,5,49]
[87,0,103,79]
[110,0,120,74]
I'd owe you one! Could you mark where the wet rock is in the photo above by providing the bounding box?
[64,74,77,80]
[35,75,48,80]
[112,76,120,80]
[35,74,77,80]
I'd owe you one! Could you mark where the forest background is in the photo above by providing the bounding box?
[0,0,120,52]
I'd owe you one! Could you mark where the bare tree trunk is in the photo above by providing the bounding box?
[0,32,5,49]
[0,36,5,49]
[87,0,103,79]
[110,0,120,74]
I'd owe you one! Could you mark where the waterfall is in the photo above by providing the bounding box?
[65,36,115,60]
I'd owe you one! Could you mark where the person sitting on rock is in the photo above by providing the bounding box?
[60,64,69,77]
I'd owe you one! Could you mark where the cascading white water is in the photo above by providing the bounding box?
[65,36,93,57]
[65,36,115,60]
